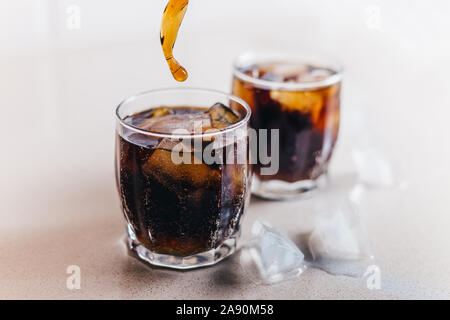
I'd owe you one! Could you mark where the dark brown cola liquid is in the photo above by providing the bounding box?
[116,106,249,256]
[232,63,340,182]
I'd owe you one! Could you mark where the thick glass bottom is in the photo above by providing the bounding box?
[251,174,328,200]
[126,224,237,270]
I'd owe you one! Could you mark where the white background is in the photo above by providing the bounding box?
[0,0,449,299]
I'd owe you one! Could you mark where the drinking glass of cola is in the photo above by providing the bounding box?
[232,52,342,199]
[115,88,252,269]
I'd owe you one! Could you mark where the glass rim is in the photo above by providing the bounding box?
[233,51,343,91]
[115,87,252,139]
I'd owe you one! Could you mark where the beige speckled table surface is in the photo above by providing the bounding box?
[1,0,450,300]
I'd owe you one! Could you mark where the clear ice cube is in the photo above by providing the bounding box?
[307,199,374,277]
[352,146,396,188]
[142,145,219,189]
[137,113,212,134]
[269,90,323,120]
[240,221,306,284]
[207,103,241,129]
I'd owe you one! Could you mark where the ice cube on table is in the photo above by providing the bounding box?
[307,199,374,277]
[352,146,396,188]
[348,184,367,205]
[240,221,306,284]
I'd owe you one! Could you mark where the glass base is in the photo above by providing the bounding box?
[251,174,328,200]
[126,225,237,270]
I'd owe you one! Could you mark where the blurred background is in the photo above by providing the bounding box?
[1,0,449,299]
